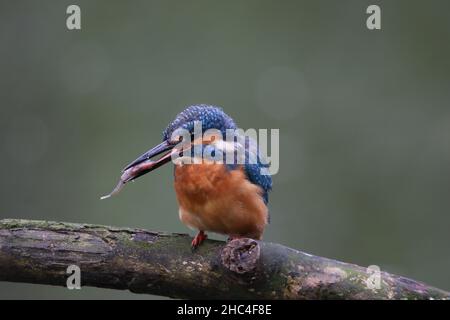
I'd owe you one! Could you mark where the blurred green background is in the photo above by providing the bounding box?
[1,0,449,299]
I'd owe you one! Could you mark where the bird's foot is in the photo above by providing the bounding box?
[191,231,207,251]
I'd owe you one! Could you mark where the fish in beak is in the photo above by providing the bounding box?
[101,140,176,199]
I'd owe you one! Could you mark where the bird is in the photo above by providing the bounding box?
[102,105,272,250]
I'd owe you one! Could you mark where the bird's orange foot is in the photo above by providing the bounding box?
[191,231,207,251]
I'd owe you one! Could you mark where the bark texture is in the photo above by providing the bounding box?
[0,219,448,300]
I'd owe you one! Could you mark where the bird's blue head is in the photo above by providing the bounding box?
[162,104,237,141]
[121,105,237,180]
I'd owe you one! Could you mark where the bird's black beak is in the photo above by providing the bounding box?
[101,140,176,199]
[123,140,174,175]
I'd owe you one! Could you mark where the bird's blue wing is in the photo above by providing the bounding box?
[242,136,272,205]
[222,135,272,204]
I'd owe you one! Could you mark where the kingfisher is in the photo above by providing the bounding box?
[102,105,272,250]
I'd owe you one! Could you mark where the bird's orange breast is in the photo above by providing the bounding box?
[174,162,268,239]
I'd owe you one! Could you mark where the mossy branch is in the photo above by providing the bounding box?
[0,219,448,300]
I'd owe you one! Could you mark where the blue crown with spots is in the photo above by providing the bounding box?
[162,105,237,141]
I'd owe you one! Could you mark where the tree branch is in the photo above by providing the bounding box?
[0,219,448,299]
